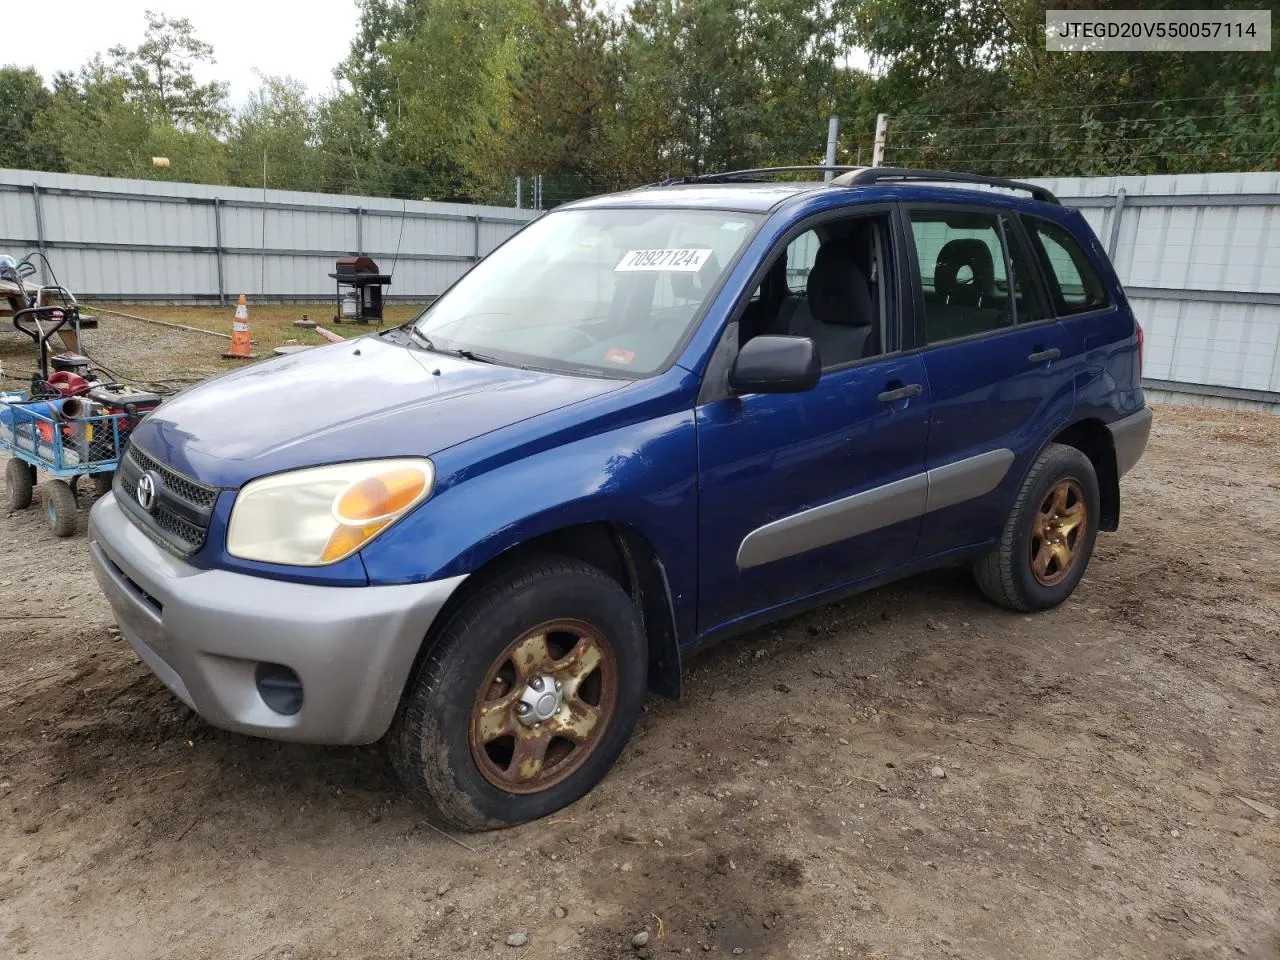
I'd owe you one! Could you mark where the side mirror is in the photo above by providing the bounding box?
[728,335,821,394]
[16,261,36,279]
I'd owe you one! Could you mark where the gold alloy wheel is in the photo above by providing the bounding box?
[469,619,617,795]
[1030,477,1088,587]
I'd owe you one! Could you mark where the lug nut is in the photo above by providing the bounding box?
[530,676,544,692]
[516,702,530,714]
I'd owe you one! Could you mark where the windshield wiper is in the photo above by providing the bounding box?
[449,347,502,365]
[405,328,436,351]
[402,329,520,367]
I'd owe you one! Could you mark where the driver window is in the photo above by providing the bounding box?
[786,231,820,294]
[739,215,891,370]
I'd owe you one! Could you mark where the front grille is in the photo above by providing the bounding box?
[116,443,220,557]
[127,444,219,510]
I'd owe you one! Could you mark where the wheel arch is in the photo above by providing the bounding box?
[406,521,682,704]
[1047,418,1119,531]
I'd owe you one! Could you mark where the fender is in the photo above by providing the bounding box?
[360,404,701,648]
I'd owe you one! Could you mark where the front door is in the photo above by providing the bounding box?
[695,210,931,635]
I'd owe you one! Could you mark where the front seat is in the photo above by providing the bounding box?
[783,240,875,366]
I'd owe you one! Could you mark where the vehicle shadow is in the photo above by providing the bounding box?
[33,564,986,839]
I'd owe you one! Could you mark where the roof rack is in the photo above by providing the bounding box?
[830,167,1059,205]
[656,165,866,185]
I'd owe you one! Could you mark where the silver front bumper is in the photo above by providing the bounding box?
[88,493,465,744]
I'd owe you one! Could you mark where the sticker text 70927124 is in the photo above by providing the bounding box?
[615,248,713,272]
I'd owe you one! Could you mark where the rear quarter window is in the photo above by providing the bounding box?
[1025,217,1110,316]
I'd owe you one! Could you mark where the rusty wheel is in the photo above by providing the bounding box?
[390,556,647,831]
[973,442,1100,613]
[469,619,618,794]
[1029,478,1087,587]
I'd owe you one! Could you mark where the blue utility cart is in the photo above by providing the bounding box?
[2,395,128,536]
[2,297,143,537]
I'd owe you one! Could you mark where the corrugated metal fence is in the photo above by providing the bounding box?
[0,168,535,303]
[2,168,1277,408]
[1031,172,1280,410]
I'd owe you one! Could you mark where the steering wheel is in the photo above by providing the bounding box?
[557,326,599,352]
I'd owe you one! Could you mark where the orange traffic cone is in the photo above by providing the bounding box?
[222,294,258,360]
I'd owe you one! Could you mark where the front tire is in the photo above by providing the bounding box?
[390,556,648,831]
[973,443,1099,612]
[6,459,35,510]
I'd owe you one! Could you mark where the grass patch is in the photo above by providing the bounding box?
[86,301,429,357]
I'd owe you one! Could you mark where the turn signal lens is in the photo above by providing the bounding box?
[335,468,429,523]
[321,521,389,562]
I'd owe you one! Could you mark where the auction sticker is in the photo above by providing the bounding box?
[616,248,713,272]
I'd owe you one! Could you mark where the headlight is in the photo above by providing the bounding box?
[226,459,434,566]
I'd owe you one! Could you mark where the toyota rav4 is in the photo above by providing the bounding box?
[89,167,1152,830]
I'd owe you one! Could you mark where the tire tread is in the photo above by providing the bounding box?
[973,443,1095,613]
[390,555,643,832]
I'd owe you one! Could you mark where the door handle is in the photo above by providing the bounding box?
[877,383,923,404]
[1027,347,1062,364]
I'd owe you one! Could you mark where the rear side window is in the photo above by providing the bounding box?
[908,209,1013,344]
[1025,218,1110,315]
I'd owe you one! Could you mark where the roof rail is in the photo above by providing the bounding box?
[657,165,867,185]
[830,167,1059,205]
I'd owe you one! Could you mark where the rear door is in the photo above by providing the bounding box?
[903,204,1078,558]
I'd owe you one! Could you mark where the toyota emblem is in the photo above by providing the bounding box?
[136,472,160,512]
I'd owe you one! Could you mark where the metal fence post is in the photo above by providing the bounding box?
[213,197,226,305]
[824,116,840,181]
[30,183,48,284]
[472,214,481,262]
[356,207,364,256]
[1107,187,1128,260]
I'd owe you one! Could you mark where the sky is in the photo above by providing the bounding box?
[5,0,360,104]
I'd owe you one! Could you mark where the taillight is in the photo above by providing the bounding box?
[1136,322,1144,379]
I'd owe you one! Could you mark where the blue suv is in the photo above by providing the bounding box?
[88,167,1151,830]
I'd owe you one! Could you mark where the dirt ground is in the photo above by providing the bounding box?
[1,322,1278,959]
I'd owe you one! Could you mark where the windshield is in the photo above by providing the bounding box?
[412,207,762,376]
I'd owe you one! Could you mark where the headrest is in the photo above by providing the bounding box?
[669,250,722,300]
[934,239,995,306]
[806,241,873,328]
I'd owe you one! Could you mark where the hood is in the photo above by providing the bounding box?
[130,336,626,488]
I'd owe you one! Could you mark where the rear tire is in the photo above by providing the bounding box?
[6,459,35,511]
[390,556,648,831]
[973,443,1099,612]
[44,479,78,537]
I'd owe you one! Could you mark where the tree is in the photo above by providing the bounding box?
[843,0,1280,175]
[339,0,538,200]
[503,0,623,200]
[0,68,63,171]
[4,0,1275,193]
[107,10,230,131]
[343,0,429,123]
[315,89,389,196]
[618,0,844,180]
[32,60,227,183]
[228,75,319,191]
